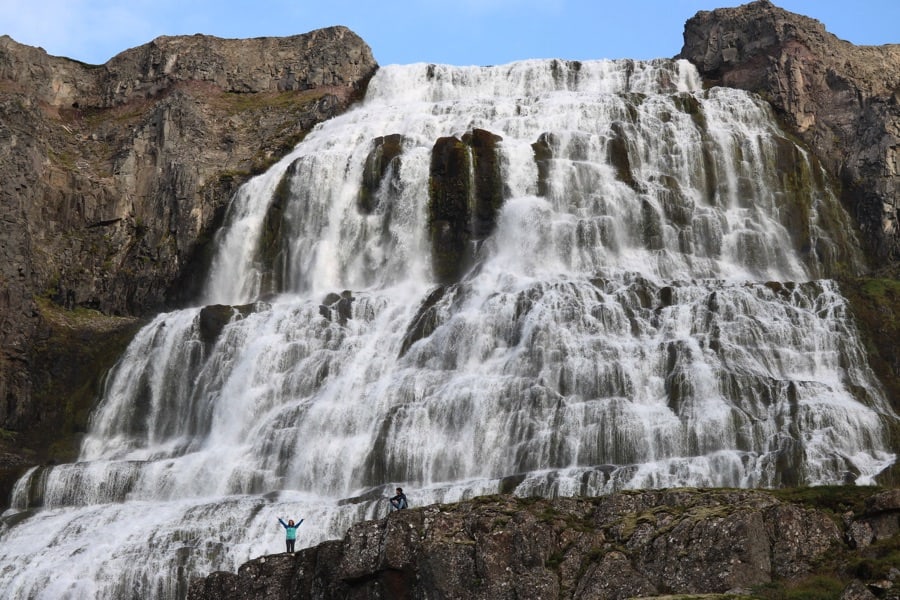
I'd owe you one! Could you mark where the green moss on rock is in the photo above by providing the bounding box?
[255,157,299,295]
[641,198,664,250]
[426,129,507,284]
[673,91,708,132]
[462,128,504,240]
[429,136,472,284]
[773,136,813,254]
[659,175,694,227]
[608,122,637,190]
[399,285,448,357]
[359,134,404,214]
[0,299,143,507]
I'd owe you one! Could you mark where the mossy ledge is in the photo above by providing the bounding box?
[0,299,142,507]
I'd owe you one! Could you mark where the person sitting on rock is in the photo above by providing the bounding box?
[277,517,303,553]
[389,487,408,511]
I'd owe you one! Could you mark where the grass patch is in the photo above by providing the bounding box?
[213,88,330,116]
[858,277,900,299]
[515,495,544,507]
[546,550,565,569]
[48,148,77,170]
[538,505,562,522]
[473,494,504,505]
[847,534,900,580]
[768,486,877,516]
[752,575,845,600]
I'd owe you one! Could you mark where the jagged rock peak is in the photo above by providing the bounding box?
[0,26,377,108]
[680,0,900,95]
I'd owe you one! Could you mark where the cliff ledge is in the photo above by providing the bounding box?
[189,488,900,600]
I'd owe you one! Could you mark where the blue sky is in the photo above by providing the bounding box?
[1,1,897,67]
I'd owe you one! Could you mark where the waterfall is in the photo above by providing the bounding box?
[1,58,896,599]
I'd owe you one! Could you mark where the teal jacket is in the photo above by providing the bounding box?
[278,518,303,540]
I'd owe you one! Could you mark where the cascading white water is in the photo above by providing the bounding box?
[1,58,896,599]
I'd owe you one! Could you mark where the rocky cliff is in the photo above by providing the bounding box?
[679,0,900,264]
[0,28,377,499]
[189,488,900,600]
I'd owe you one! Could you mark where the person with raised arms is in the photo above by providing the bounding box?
[277,516,304,553]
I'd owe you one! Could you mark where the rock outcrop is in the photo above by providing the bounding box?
[0,28,377,502]
[189,488,900,600]
[428,129,504,284]
[679,0,900,264]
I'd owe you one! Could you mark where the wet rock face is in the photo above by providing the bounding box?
[678,0,900,262]
[188,488,900,600]
[359,134,404,215]
[428,129,504,284]
[0,28,377,496]
[429,135,474,284]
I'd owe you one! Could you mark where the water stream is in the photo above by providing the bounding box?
[1,58,895,599]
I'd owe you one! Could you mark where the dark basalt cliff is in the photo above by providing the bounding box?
[189,488,900,600]
[679,0,900,264]
[0,28,377,498]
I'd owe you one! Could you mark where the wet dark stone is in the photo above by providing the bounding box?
[199,304,235,344]
[399,285,447,357]
[359,134,404,214]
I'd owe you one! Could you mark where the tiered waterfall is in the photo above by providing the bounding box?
[1,58,896,599]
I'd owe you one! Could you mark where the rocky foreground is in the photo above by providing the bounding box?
[3,1,898,500]
[189,488,900,600]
